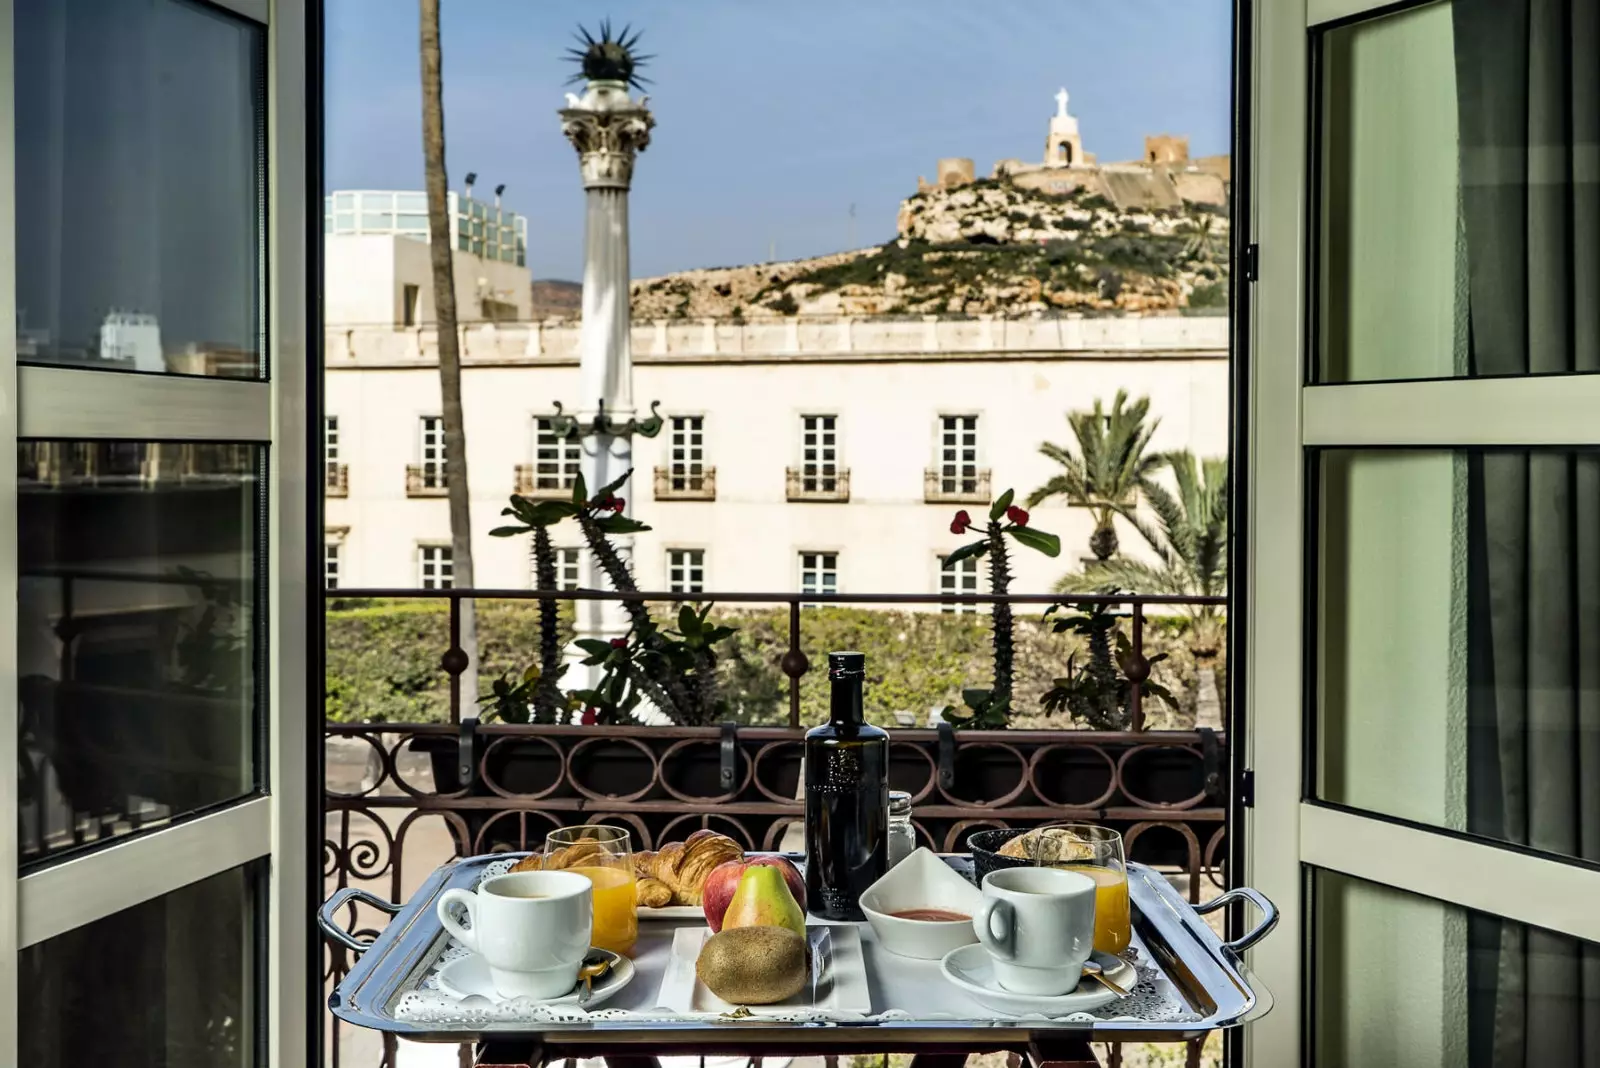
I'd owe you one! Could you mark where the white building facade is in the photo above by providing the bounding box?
[324,313,1228,600]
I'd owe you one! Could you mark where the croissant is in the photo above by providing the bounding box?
[508,829,743,908]
[632,830,744,906]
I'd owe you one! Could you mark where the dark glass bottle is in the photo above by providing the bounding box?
[804,651,889,920]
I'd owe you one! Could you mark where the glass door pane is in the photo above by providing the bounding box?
[17,440,264,866]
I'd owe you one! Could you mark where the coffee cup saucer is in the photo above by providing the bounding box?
[436,948,634,1007]
[938,944,1135,1016]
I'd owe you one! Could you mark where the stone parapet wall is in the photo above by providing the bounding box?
[326,313,1229,368]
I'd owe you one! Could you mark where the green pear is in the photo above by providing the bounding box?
[721,864,806,939]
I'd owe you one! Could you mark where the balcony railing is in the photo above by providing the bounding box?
[404,465,448,497]
[924,466,991,503]
[513,463,578,500]
[322,585,1227,1066]
[325,462,348,497]
[785,466,850,502]
[653,465,716,500]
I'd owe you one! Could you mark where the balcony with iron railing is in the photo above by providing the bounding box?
[404,465,448,497]
[924,466,992,504]
[785,465,850,502]
[653,465,716,500]
[513,464,578,500]
[325,462,349,497]
[320,584,1228,1066]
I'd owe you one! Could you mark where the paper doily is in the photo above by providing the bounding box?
[393,857,1201,1028]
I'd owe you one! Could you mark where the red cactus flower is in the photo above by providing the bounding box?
[1006,505,1030,526]
[580,707,598,726]
[610,637,628,649]
[611,497,626,513]
[950,509,973,534]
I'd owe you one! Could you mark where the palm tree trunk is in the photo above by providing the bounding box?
[420,0,477,705]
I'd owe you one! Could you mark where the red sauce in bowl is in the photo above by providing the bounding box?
[888,907,971,922]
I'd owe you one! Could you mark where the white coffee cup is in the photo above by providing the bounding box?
[437,870,593,1000]
[972,866,1096,996]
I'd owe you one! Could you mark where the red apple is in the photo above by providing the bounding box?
[702,856,805,932]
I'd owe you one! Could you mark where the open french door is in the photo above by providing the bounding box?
[0,0,312,1064]
[1245,0,1600,1064]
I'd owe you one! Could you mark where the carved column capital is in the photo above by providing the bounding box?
[560,82,655,191]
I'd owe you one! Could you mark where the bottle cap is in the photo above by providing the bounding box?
[827,651,866,679]
[889,790,913,816]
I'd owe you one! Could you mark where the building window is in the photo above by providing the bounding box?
[418,416,446,488]
[534,417,582,491]
[324,415,341,482]
[531,545,582,591]
[555,547,581,590]
[668,415,706,490]
[800,552,839,599]
[402,284,420,326]
[938,415,979,494]
[325,541,341,590]
[940,554,980,614]
[800,415,839,491]
[418,545,453,589]
[668,549,705,594]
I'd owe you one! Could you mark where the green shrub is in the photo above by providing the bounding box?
[1189,280,1229,309]
[326,600,1226,730]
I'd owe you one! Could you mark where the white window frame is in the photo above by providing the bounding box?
[418,543,454,590]
[554,546,581,591]
[418,414,446,487]
[324,541,341,590]
[938,551,981,614]
[531,545,583,591]
[799,414,840,489]
[667,547,706,594]
[1245,2,1600,1063]
[324,414,340,481]
[0,0,307,1062]
[936,413,980,492]
[798,550,839,599]
[668,414,706,486]
[533,415,582,491]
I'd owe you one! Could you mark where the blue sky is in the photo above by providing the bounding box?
[326,1,1233,280]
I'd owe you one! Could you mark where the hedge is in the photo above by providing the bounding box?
[325,599,1224,730]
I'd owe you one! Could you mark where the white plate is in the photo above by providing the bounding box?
[657,925,871,1016]
[939,943,1135,1017]
[638,904,704,920]
[435,949,634,1008]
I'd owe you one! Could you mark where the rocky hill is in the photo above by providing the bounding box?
[629,176,1229,320]
[529,279,582,318]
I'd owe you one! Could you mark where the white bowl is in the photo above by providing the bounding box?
[860,847,983,959]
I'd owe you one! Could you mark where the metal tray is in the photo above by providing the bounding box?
[321,854,1275,1048]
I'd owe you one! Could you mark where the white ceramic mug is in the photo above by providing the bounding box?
[973,866,1096,995]
[437,870,593,999]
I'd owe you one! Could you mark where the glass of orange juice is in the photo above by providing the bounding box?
[1049,824,1131,956]
[544,825,637,956]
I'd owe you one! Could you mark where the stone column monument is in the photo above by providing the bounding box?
[559,32,655,681]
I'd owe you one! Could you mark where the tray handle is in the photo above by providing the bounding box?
[318,886,402,956]
[1194,886,1278,955]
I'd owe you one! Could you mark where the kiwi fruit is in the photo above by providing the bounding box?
[695,925,808,1005]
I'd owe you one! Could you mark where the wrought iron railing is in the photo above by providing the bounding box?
[653,464,716,500]
[404,464,448,497]
[322,586,1227,1068]
[512,464,577,499]
[785,466,850,501]
[924,466,992,503]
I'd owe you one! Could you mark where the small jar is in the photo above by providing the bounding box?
[886,790,915,868]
